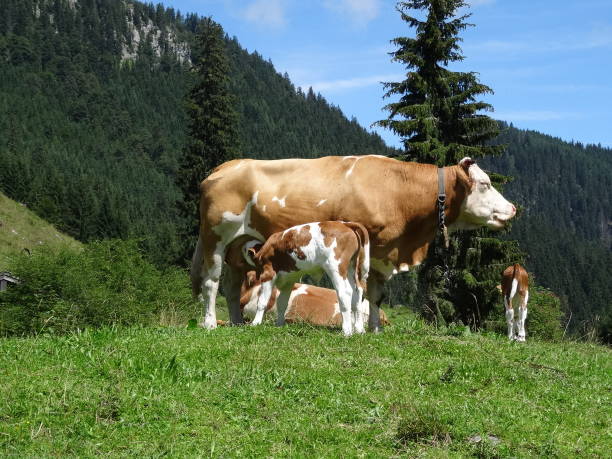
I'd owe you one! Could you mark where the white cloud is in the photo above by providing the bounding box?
[242,0,287,28]
[494,110,582,122]
[303,73,403,93]
[323,0,381,25]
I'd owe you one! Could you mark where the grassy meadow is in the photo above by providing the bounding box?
[0,310,609,457]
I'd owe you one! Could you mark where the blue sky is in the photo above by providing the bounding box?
[158,0,612,149]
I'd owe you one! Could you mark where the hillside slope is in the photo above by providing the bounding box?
[0,0,396,266]
[0,322,609,456]
[0,192,80,271]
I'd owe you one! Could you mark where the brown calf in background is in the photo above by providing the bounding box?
[501,263,529,341]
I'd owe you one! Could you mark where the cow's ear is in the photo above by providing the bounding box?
[459,157,476,173]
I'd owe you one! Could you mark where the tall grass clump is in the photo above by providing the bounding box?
[0,240,192,336]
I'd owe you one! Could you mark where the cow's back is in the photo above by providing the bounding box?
[199,155,417,240]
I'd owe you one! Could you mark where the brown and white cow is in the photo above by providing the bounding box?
[240,282,390,328]
[192,155,516,331]
[501,263,529,341]
[245,221,369,336]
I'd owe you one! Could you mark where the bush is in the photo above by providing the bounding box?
[484,286,564,341]
[0,240,192,336]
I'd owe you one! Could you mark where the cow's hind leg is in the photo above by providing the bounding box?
[223,266,245,325]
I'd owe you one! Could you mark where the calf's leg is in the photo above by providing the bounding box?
[329,272,355,336]
[504,295,515,340]
[251,278,275,326]
[348,272,365,334]
[516,291,528,342]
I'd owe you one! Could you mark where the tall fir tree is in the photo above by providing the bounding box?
[176,17,240,259]
[376,0,503,165]
[376,0,524,327]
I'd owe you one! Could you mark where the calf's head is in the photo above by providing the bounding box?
[453,157,516,231]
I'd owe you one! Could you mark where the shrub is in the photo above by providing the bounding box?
[484,286,564,341]
[0,240,192,336]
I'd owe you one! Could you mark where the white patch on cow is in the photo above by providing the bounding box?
[399,263,410,273]
[343,156,364,178]
[286,223,341,277]
[292,283,310,298]
[241,240,261,267]
[212,191,265,244]
[262,205,267,212]
[272,195,287,207]
[316,199,327,207]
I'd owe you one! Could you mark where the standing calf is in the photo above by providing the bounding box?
[501,263,529,341]
[247,221,369,336]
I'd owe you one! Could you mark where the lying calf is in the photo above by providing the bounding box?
[240,280,390,327]
[247,221,369,336]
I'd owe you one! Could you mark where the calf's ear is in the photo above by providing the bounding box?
[459,157,476,173]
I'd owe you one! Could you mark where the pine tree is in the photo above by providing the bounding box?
[375,0,503,165]
[176,17,240,256]
[376,0,523,327]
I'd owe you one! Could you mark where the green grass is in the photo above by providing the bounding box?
[0,192,81,271]
[0,311,610,457]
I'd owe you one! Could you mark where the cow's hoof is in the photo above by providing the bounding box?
[516,336,526,342]
[200,319,217,330]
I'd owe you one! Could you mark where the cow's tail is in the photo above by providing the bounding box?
[346,222,370,291]
[190,236,204,298]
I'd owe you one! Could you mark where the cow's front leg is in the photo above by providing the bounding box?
[275,287,292,326]
[366,275,385,333]
[198,247,224,330]
[223,266,245,325]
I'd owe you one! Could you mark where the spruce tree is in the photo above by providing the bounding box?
[376,0,523,327]
[176,17,240,255]
[375,0,503,165]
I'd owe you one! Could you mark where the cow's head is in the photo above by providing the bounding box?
[453,157,516,231]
